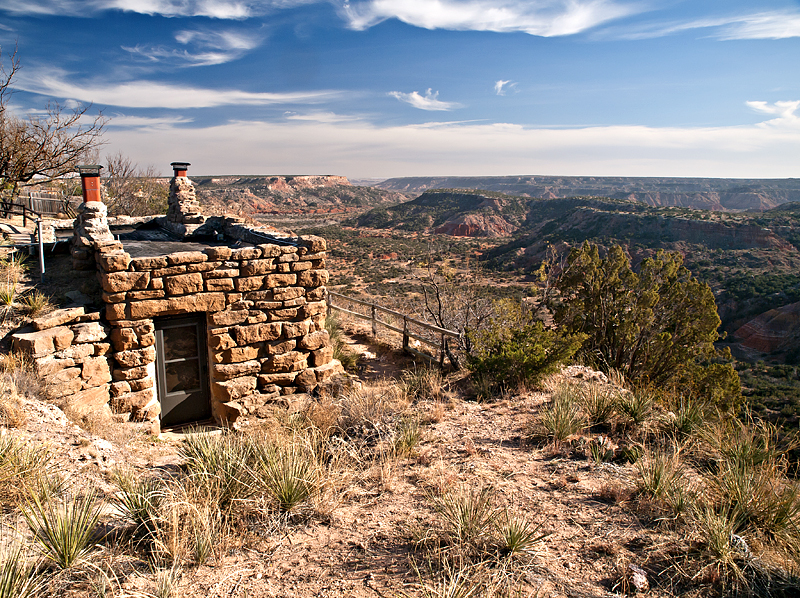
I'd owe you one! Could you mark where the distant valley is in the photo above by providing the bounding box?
[375,175,800,212]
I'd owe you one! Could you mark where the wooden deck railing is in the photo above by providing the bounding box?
[327,291,461,367]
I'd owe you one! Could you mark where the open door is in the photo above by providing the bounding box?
[155,315,211,427]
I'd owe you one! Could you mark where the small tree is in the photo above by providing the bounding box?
[0,46,106,198]
[549,242,740,407]
[104,152,167,216]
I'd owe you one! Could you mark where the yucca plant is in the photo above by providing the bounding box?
[0,538,42,598]
[23,490,102,569]
[538,386,585,443]
[616,387,655,427]
[179,432,256,511]
[636,448,685,505]
[495,510,548,558]
[111,469,165,537]
[0,437,54,509]
[18,290,53,317]
[402,367,444,402]
[579,383,615,428]
[252,441,320,513]
[431,486,499,548]
[394,417,422,457]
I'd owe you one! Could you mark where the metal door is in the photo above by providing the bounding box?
[155,315,211,427]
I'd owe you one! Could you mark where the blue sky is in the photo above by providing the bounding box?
[1,0,798,179]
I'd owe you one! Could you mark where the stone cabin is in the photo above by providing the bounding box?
[12,163,343,431]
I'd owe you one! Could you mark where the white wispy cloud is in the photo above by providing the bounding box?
[102,99,800,179]
[603,10,800,40]
[283,111,362,123]
[388,89,461,111]
[123,28,262,66]
[746,100,800,127]
[342,0,637,36]
[494,80,517,95]
[0,0,315,19]
[107,114,196,128]
[15,70,343,108]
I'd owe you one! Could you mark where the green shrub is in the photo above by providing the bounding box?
[467,300,585,392]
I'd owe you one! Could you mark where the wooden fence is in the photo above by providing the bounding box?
[327,291,461,367]
[17,191,77,218]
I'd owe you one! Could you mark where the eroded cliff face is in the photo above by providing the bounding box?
[434,213,517,237]
[734,302,800,354]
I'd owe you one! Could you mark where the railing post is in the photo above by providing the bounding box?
[327,291,332,318]
[439,334,446,367]
[37,219,45,283]
[22,206,27,228]
[402,316,409,352]
[371,304,377,337]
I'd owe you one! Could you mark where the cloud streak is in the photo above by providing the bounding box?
[494,79,517,95]
[102,100,800,179]
[15,70,343,108]
[388,89,461,111]
[123,28,263,66]
[343,0,637,36]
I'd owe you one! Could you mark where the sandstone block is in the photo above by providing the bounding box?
[258,244,282,258]
[100,271,150,293]
[298,270,328,288]
[57,343,94,360]
[215,400,243,423]
[265,273,297,288]
[131,256,168,270]
[62,386,110,419]
[33,307,85,331]
[303,301,327,318]
[213,346,261,364]
[299,235,326,252]
[283,321,310,339]
[244,290,273,301]
[210,310,250,326]
[51,367,81,384]
[265,339,296,355]
[272,287,305,301]
[299,330,330,351]
[254,301,282,310]
[269,308,298,320]
[246,312,268,324]
[110,381,131,398]
[213,360,261,380]
[115,346,156,368]
[204,246,232,260]
[140,332,155,348]
[94,343,112,356]
[226,293,243,305]
[206,278,234,292]
[258,372,299,385]
[129,377,153,391]
[186,262,219,273]
[316,360,344,382]
[131,398,160,422]
[115,320,155,334]
[236,322,282,345]
[13,326,74,357]
[311,346,334,367]
[71,322,108,344]
[128,290,165,300]
[299,251,327,262]
[166,251,208,265]
[47,377,83,399]
[112,365,149,381]
[234,276,265,292]
[35,355,75,376]
[150,278,164,290]
[164,273,204,295]
[262,351,307,373]
[294,368,317,389]
[291,261,313,272]
[98,251,131,272]
[240,259,275,276]
[209,331,236,351]
[275,263,290,273]
[152,265,186,278]
[81,356,111,386]
[307,287,326,301]
[101,292,126,304]
[128,293,225,319]
[212,376,257,402]
[277,253,298,263]
[230,247,261,261]
[110,328,139,351]
[204,268,239,279]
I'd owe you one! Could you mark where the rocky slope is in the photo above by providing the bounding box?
[193,175,408,216]
[376,175,800,212]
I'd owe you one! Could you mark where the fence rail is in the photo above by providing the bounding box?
[17,191,77,218]
[327,291,461,367]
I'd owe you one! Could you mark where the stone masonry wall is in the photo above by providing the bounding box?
[95,233,342,424]
[12,308,113,421]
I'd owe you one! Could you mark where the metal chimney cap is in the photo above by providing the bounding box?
[170,162,191,169]
[77,165,103,176]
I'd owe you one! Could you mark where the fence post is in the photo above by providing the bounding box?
[439,334,446,367]
[402,316,409,352]
[327,291,332,318]
[22,206,27,228]
[371,304,377,337]
[37,219,45,283]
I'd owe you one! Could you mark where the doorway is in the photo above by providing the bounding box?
[155,315,211,427]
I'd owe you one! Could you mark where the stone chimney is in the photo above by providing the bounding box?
[72,165,113,270]
[165,161,205,236]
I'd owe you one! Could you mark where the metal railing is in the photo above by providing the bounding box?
[327,291,461,367]
[0,202,46,282]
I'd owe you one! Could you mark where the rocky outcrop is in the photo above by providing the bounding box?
[434,213,517,237]
[733,302,800,353]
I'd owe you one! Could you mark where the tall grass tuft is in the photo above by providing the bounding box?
[252,440,320,514]
[636,448,686,510]
[19,290,53,317]
[616,386,655,427]
[495,510,548,558]
[325,312,358,371]
[0,436,53,509]
[0,536,42,598]
[401,367,444,402]
[431,486,499,548]
[111,469,164,537]
[23,490,102,569]
[579,383,615,427]
[537,384,585,443]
